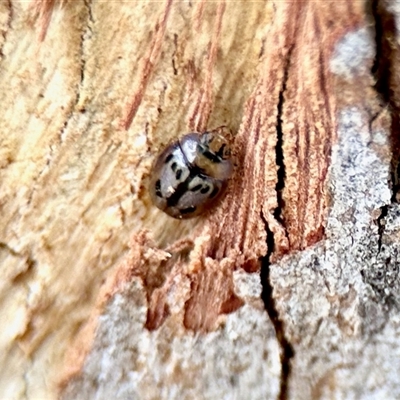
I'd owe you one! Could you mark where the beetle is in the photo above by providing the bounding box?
[149,128,233,219]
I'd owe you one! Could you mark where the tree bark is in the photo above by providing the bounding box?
[1,0,399,399]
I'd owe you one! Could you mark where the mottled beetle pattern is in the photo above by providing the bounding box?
[149,128,233,219]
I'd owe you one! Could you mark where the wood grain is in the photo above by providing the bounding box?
[1,0,399,399]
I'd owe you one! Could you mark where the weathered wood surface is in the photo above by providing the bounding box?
[1,0,399,399]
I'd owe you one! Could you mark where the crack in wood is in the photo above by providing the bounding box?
[84,0,94,26]
[273,44,293,229]
[376,205,388,252]
[257,36,297,400]
[370,0,399,201]
[260,217,294,400]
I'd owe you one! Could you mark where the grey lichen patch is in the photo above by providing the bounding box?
[269,106,394,398]
[321,316,400,399]
[62,278,281,400]
[328,107,391,237]
[329,27,375,79]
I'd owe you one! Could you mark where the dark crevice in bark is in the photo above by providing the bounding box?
[259,45,294,400]
[365,0,400,313]
[260,220,294,400]
[370,0,395,102]
[377,205,388,251]
[370,0,400,202]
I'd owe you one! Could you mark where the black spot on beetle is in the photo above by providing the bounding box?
[167,166,204,207]
[200,186,210,194]
[209,186,219,198]
[175,169,182,180]
[216,143,227,159]
[200,148,222,163]
[190,184,203,192]
[180,206,196,214]
[155,180,162,197]
[165,153,173,163]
